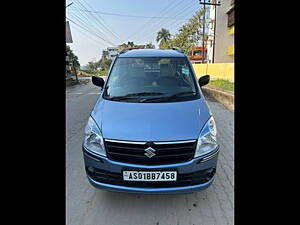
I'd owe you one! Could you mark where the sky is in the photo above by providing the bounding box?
[66,0,201,66]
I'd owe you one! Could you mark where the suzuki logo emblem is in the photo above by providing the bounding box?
[144,147,156,158]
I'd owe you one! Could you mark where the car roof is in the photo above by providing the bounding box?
[118,49,186,58]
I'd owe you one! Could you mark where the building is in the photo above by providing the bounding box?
[107,47,119,60]
[118,42,145,51]
[101,50,109,61]
[66,21,73,43]
[100,47,118,63]
[206,0,234,63]
[101,43,146,62]
[66,21,73,80]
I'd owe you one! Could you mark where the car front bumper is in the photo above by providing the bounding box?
[83,146,219,194]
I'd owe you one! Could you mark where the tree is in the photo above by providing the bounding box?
[156,9,206,54]
[127,41,134,48]
[87,61,97,71]
[66,45,80,69]
[156,28,171,48]
[171,10,205,54]
[100,58,112,70]
[145,42,155,49]
[119,41,136,51]
[94,60,101,70]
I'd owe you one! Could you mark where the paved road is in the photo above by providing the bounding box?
[66,81,234,225]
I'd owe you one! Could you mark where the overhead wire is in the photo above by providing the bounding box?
[137,2,212,46]
[71,25,106,46]
[67,2,115,44]
[67,0,209,51]
[73,0,120,44]
[166,7,203,35]
[136,4,199,44]
[80,0,123,43]
[134,1,198,43]
[123,0,189,43]
[68,10,114,45]
[68,8,193,20]
[66,17,115,46]
[133,0,195,43]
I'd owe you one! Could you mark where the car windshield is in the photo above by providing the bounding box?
[103,57,199,102]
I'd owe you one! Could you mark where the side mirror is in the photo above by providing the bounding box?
[92,76,105,88]
[198,75,210,87]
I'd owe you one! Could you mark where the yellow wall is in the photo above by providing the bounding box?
[227,44,234,56]
[192,63,234,82]
[228,26,234,35]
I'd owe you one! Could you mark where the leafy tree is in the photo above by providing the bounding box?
[156,28,171,48]
[118,41,136,51]
[145,42,155,49]
[100,58,112,70]
[94,60,101,70]
[83,57,112,72]
[157,9,206,54]
[66,45,80,69]
[159,39,173,50]
[127,41,134,48]
[87,61,97,71]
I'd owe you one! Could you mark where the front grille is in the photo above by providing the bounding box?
[104,140,197,165]
[87,167,216,188]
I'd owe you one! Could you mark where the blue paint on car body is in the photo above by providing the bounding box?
[83,49,219,194]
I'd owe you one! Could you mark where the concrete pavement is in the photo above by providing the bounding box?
[66,81,234,225]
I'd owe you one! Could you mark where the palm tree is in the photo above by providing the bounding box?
[156,28,171,44]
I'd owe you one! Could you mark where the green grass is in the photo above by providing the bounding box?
[79,70,108,77]
[208,79,234,92]
[98,70,108,76]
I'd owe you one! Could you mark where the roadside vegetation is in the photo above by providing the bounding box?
[66,45,80,68]
[79,70,108,77]
[79,57,112,77]
[157,9,205,54]
[208,79,234,92]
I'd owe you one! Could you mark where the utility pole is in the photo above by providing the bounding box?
[199,0,221,64]
[212,1,221,63]
[203,1,206,64]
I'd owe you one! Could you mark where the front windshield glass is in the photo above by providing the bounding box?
[103,57,199,102]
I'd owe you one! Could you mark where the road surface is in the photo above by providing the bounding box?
[66,80,234,225]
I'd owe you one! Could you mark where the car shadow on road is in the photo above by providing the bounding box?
[88,188,216,224]
[93,186,209,210]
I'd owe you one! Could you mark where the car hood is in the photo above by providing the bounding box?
[91,97,211,142]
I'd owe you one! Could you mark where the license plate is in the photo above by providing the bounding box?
[123,171,177,182]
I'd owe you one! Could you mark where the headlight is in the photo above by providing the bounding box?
[194,116,218,158]
[83,116,106,156]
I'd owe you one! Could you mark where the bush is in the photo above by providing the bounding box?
[79,70,108,77]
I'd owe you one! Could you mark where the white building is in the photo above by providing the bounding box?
[207,0,234,63]
[106,47,119,60]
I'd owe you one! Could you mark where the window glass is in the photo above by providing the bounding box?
[104,57,198,102]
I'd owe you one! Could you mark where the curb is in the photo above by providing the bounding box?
[202,86,234,111]
[66,78,90,87]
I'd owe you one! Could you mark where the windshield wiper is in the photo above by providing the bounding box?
[167,91,196,98]
[140,91,196,103]
[106,92,164,101]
